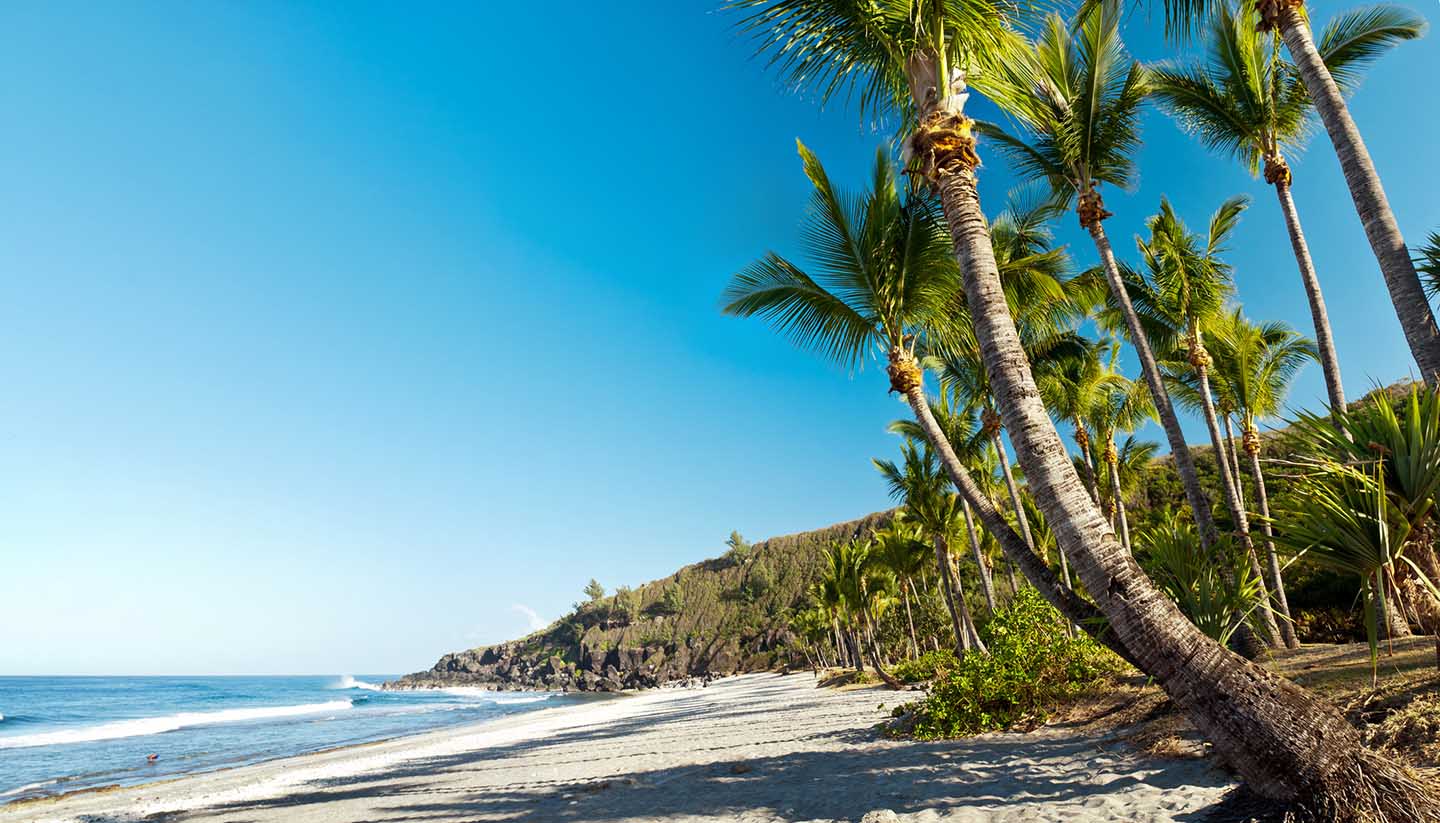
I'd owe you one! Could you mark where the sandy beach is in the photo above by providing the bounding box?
[2,673,1234,823]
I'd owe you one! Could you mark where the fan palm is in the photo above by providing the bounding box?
[1206,310,1315,646]
[729,1,1434,809]
[1149,4,1422,415]
[973,4,1230,563]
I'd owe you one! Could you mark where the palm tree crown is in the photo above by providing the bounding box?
[973,3,1146,218]
[723,143,956,377]
[1150,3,1423,178]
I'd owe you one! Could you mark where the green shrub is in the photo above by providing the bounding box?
[891,649,959,684]
[904,589,1116,739]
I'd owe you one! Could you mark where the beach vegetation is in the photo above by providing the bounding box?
[902,589,1116,738]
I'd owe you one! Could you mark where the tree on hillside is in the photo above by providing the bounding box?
[725,531,752,566]
[584,579,606,602]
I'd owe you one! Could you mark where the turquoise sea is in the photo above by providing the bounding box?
[0,675,575,802]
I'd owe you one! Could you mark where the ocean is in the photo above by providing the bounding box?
[0,675,577,803]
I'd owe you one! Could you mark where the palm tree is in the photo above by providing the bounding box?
[1138,194,1283,647]
[1159,0,1440,384]
[1083,349,1157,555]
[873,439,982,652]
[928,185,1091,589]
[722,142,1094,633]
[1038,338,1121,509]
[871,519,930,656]
[875,394,1002,612]
[888,402,1017,602]
[1420,232,1440,300]
[1107,435,1161,516]
[926,185,1087,568]
[1208,310,1316,647]
[1254,1,1438,382]
[1150,4,1421,416]
[730,2,1439,811]
[972,5,1227,560]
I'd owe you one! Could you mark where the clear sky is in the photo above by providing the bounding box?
[1,1,1436,675]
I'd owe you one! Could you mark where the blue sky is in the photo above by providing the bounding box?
[1,1,1436,675]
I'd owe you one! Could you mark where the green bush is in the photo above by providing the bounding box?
[904,589,1116,739]
[891,649,959,684]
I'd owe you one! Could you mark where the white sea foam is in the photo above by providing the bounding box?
[0,700,355,750]
[334,676,382,691]
[0,779,59,798]
[441,688,556,705]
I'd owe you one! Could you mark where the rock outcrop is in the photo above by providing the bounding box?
[385,511,893,693]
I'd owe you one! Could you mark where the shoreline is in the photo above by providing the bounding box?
[0,672,1234,822]
[0,688,629,815]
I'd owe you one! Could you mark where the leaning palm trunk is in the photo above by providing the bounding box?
[901,578,920,657]
[1270,3,1440,386]
[985,416,1037,550]
[914,98,1438,816]
[988,415,1074,588]
[1075,424,1102,506]
[1104,440,1132,554]
[888,350,1137,666]
[860,606,903,688]
[1084,215,1221,550]
[1222,414,1245,506]
[1192,351,1282,646]
[962,499,998,612]
[1242,425,1300,648]
[933,536,969,655]
[1269,163,1347,414]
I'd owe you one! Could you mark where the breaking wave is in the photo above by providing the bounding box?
[0,700,356,749]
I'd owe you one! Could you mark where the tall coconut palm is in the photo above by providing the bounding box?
[1138,194,1283,647]
[1083,350,1157,555]
[1208,309,1315,647]
[873,439,984,652]
[722,142,1096,634]
[972,5,1226,558]
[732,2,1439,812]
[822,539,904,685]
[1150,4,1422,416]
[875,394,1002,612]
[871,519,930,656]
[1038,338,1122,509]
[888,401,1015,602]
[1160,0,1440,383]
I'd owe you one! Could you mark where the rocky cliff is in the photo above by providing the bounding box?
[384,511,892,693]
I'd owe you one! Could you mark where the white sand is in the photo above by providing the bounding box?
[1,672,1233,822]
